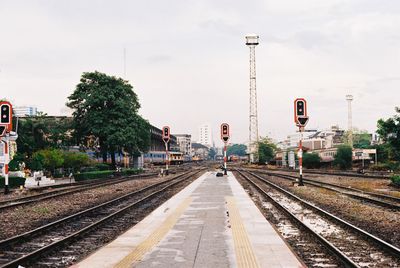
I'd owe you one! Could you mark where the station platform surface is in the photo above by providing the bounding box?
[74,171,303,268]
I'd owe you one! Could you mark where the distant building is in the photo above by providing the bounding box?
[198,123,212,148]
[191,142,209,160]
[13,106,38,117]
[277,125,347,166]
[174,134,192,156]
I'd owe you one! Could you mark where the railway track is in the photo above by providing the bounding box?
[0,173,158,211]
[248,169,400,210]
[0,169,204,268]
[236,169,400,267]
[266,167,390,179]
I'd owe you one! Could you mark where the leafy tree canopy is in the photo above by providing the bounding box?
[226,144,247,156]
[227,144,247,157]
[13,113,73,157]
[67,71,150,166]
[257,137,277,164]
[344,128,372,149]
[377,107,400,161]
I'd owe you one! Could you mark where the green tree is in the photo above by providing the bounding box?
[333,145,353,170]
[227,144,247,156]
[13,113,73,157]
[303,152,321,168]
[377,107,400,161]
[257,137,277,164]
[67,71,151,166]
[371,143,390,163]
[347,129,372,149]
[28,151,45,171]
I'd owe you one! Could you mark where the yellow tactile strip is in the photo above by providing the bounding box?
[226,196,260,268]
[114,197,192,268]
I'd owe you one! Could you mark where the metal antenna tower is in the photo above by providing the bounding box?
[246,34,259,163]
[346,94,353,148]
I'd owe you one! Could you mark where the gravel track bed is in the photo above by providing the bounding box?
[272,170,400,197]
[234,172,345,267]
[265,174,400,249]
[0,176,167,240]
[34,172,202,267]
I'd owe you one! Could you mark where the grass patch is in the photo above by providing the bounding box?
[32,207,51,215]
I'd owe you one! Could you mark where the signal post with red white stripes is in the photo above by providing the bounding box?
[162,126,170,176]
[220,123,230,176]
[294,98,309,186]
[0,101,14,194]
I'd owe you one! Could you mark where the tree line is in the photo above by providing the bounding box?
[10,71,151,175]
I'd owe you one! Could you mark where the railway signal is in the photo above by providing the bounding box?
[220,123,230,175]
[0,101,12,133]
[0,101,14,194]
[162,126,170,142]
[162,126,170,175]
[294,98,309,127]
[294,98,309,186]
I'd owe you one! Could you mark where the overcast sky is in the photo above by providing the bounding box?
[1,0,400,146]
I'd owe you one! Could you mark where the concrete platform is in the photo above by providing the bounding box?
[74,171,303,268]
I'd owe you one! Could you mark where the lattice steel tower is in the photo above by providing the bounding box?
[246,34,259,163]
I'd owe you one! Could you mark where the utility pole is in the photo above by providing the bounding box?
[245,34,259,163]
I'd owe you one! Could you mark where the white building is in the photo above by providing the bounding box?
[198,123,213,148]
[13,106,38,117]
[174,134,192,156]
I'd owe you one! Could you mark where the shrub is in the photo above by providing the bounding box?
[370,162,400,172]
[74,170,114,181]
[303,153,321,169]
[80,163,111,173]
[0,177,26,188]
[63,151,90,171]
[28,152,45,171]
[95,163,111,171]
[334,145,353,170]
[121,168,143,175]
[370,163,390,171]
[53,170,64,178]
[8,153,25,171]
[391,175,400,186]
[31,149,64,172]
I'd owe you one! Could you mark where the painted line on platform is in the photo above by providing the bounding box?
[226,196,260,268]
[113,196,193,268]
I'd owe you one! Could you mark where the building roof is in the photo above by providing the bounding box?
[191,142,209,149]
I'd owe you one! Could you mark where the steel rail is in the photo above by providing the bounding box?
[250,169,400,210]
[0,173,157,211]
[265,170,400,202]
[0,169,204,268]
[241,169,400,259]
[235,169,359,268]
